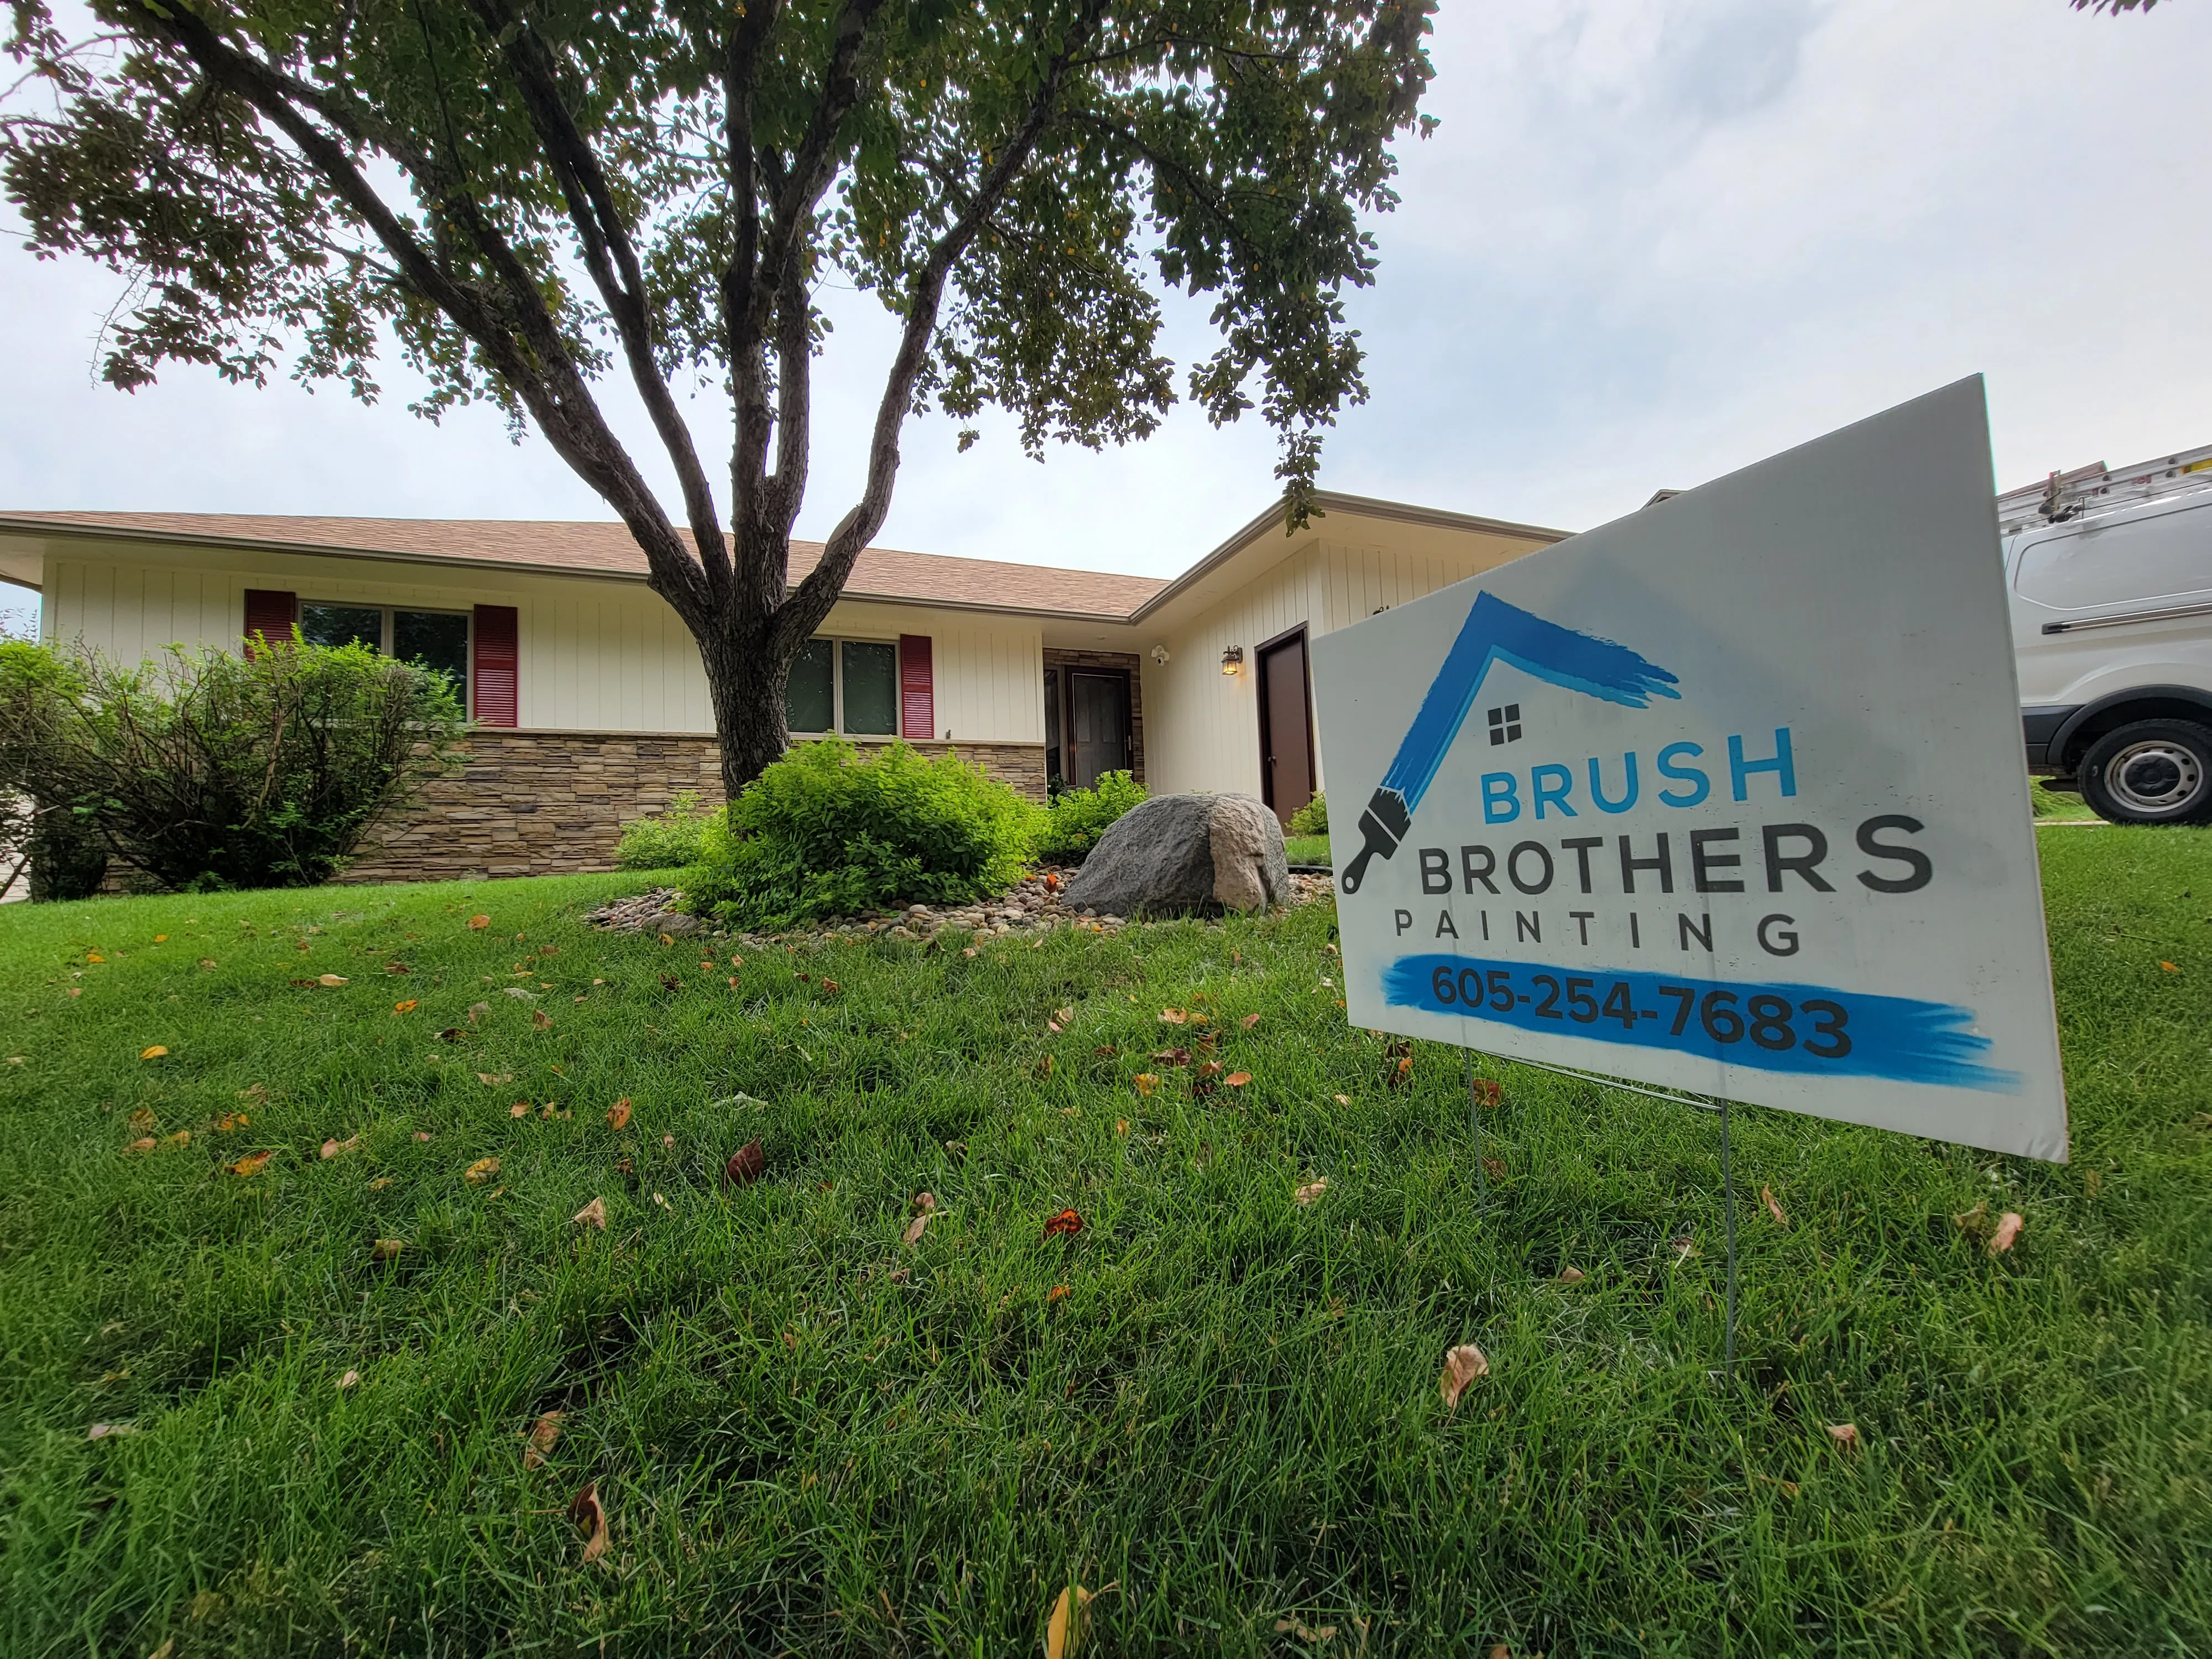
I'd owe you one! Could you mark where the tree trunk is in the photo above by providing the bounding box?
[700,626,792,803]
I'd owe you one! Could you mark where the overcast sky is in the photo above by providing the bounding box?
[2,0,2206,635]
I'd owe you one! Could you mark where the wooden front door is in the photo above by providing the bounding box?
[1257,628,1314,823]
[1067,670,1130,788]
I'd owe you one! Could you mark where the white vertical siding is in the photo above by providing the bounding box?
[36,540,1043,743]
[1145,533,1548,797]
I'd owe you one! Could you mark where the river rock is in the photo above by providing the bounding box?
[1063,793,1290,917]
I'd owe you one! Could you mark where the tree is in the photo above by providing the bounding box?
[2,1,1438,793]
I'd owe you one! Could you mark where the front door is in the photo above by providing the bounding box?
[1066,670,1130,788]
[1258,628,1314,823]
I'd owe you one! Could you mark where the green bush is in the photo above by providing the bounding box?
[685,738,1040,928]
[1035,769,1146,864]
[0,635,464,893]
[1287,790,1327,836]
[616,790,716,870]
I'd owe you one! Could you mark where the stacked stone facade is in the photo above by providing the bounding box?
[342,730,1048,884]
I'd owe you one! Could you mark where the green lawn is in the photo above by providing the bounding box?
[1285,833,1331,867]
[1,828,2207,1655]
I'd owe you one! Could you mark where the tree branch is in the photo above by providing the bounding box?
[776,0,1110,650]
[113,0,712,620]
[466,0,731,600]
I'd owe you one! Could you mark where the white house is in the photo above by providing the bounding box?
[0,494,1564,880]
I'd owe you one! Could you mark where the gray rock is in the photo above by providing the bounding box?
[652,911,702,936]
[1063,792,1288,917]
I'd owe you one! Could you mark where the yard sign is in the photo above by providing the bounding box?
[1312,378,2069,1162]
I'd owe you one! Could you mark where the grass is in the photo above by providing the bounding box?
[1285,834,1331,867]
[0,825,2207,1656]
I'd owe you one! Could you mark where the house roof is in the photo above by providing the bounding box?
[0,492,1571,624]
[0,510,1170,620]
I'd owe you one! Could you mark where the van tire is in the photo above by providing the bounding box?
[2078,719,2212,826]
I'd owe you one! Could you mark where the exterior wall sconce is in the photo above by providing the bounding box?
[1220,645,1244,676]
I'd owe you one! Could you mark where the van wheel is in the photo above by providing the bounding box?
[2078,720,2212,825]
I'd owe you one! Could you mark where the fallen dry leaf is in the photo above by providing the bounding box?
[123,1138,155,1155]
[1055,1006,1074,1026]
[725,1138,765,1186]
[2160,960,2179,973]
[821,979,841,995]
[1225,1071,1252,1087]
[1240,1013,1261,1030]
[1826,1422,1860,1449]
[86,1422,135,1441]
[533,1009,552,1031]
[199,957,216,970]
[319,1134,361,1160]
[227,1150,272,1177]
[139,1045,168,1061]
[393,999,418,1015]
[607,1098,632,1130]
[1115,1118,1129,1136]
[1558,1266,1587,1285]
[961,946,978,958]
[477,1072,513,1087]
[1134,1073,1159,1097]
[569,1479,609,1563]
[1044,1208,1083,1239]
[1762,1185,1788,1228]
[510,1103,530,1119]
[1152,1047,1189,1065]
[468,914,490,930]
[464,1156,501,1184]
[468,1001,490,1024]
[317,974,348,988]
[1334,1093,1350,1105]
[660,932,675,946]
[337,1370,359,1390]
[904,1211,932,1246]
[524,1410,563,1470]
[1275,1620,1338,1644]
[160,1130,190,1149]
[1293,1178,1328,1206]
[128,1107,155,1131]
[1157,1008,1186,1025]
[1439,1343,1490,1410]
[215,1112,248,1132]
[1473,1078,1503,1109]
[1045,1584,1093,1659]
[912,1191,937,1214]
[413,1131,431,1142]
[1048,1284,1070,1302]
[1035,1054,1055,1077]
[573,1196,607,1230]
[371,1238,403,1261]
[1989,1211,2024,1255]
[369,1177,392,1190]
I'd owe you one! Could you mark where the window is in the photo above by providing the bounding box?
[298,602,471,703]
[785,637,900,736]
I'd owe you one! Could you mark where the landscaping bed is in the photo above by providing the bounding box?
[0,825,2205,1653]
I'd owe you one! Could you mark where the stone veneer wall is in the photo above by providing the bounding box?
[342,729,1049,884]
[1041,648,1146,785]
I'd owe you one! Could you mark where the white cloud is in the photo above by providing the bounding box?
[0,0,2204,610]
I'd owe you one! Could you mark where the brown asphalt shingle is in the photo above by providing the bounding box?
[0,512,1169,619]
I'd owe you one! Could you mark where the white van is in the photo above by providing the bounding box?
[2002,446,2212,825]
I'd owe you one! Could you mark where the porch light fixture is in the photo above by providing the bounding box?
[1220,646,1244,676]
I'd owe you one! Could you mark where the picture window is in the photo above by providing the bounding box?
[298,602,471,705]
[786,637,899,737]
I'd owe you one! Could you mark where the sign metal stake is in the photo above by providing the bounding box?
[1468,1050,1486,1209]
[1719,1096,1739,1376]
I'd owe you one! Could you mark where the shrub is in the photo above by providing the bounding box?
[1287,790,1328,837]
[616,790,716,869]
[1035,769,1146,864]
[0,635,464,893]
[685,738,1040,928]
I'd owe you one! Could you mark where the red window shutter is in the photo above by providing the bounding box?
[242,589,296,655]
[473,606,519,727]
[899,634,934,740]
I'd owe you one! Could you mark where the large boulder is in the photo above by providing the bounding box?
[1063,792,1290,917]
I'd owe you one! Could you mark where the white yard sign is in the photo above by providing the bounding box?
[1311,379,2069,1162]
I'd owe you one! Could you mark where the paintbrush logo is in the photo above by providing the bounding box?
[1339,593,1681,894]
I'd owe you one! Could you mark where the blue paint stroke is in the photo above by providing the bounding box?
[1380,592,1681,811]
[1382,954,2021,1093]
